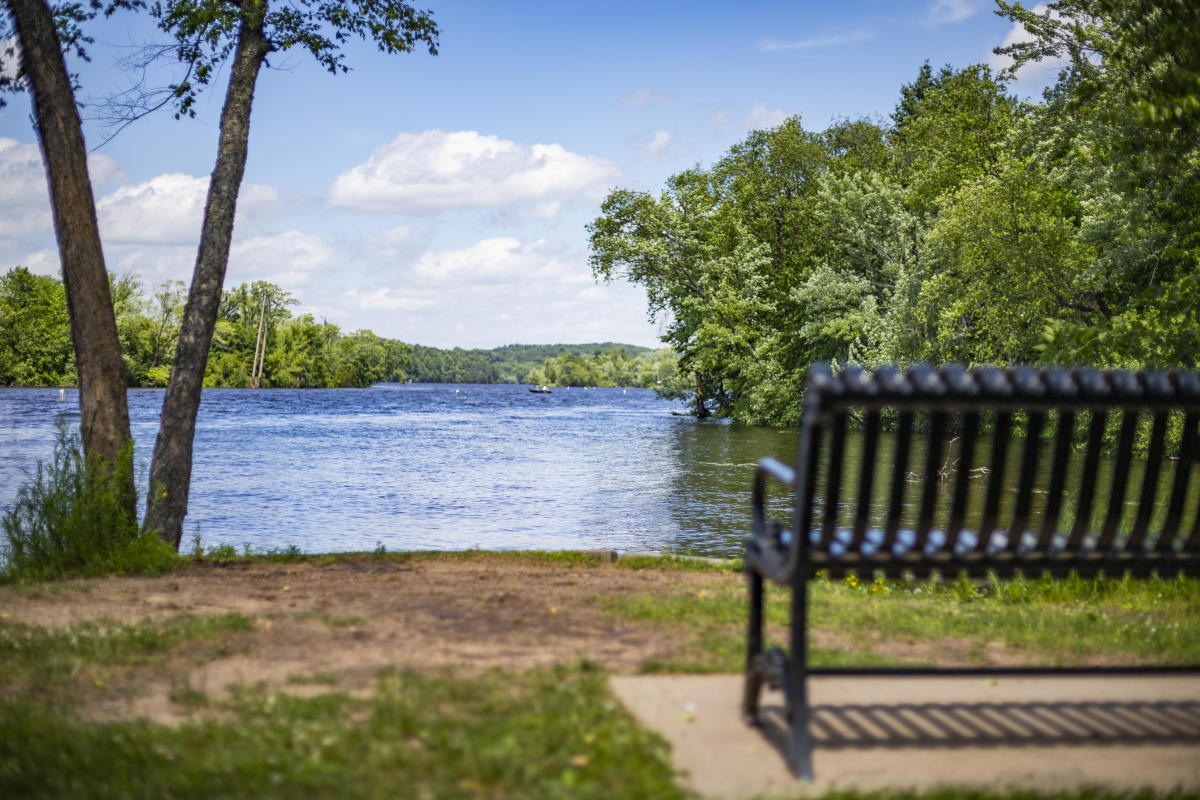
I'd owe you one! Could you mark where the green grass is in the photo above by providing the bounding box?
[0,614,256,705]
[596,572,1200,672]
[179,546,741,573]
[0,663,686,800]
[811,572,1200,665]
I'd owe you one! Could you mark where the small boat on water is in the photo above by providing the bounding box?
[529,385,552,394]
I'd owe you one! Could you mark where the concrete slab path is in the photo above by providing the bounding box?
[610,673,1200,798]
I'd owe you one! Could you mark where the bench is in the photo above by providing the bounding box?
[743,363,1200,779]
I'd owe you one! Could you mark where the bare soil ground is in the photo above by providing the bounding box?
[0,555,733,723]
[0,553,1038,726]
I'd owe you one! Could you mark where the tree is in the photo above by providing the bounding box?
[0,266,74,385]
[2,0,136,515]
[995,0,1200,368]
[143,0,439,547]
[589,117,834,422]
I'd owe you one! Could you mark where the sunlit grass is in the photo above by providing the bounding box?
[0,614,256,706]
[596,572,1200,672]
[0,663,685,800]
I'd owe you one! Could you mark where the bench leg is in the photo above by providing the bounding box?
[742,568,764,723]
[789,702,814,780]
[788,570,813,780]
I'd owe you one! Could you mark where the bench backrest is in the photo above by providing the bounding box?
[783,364,1200,580]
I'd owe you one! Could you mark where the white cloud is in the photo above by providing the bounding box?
[344,287,435,312]
[745,104,789,129]
[638,129,672,161]
[926,0,985,25]
[98,173,279,244]
[411,237,577,285]
[0,138,120,238]
[576,286,608,302]
[988,3,1069,84]
[616,88,677,108]
[706,109,734,134]
[15,249,58,276]
[228,231,337,287]
[327,130,621,214]
[758,30,872,52]
[99,231,334,291]
[107,244,195,282]
[0,139,49,238]
[1,36,20,84]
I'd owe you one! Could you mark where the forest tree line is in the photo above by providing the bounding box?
[589,1,1199,423]
[405,341,681,387]
[0,267,678,389]
[0,270,410,388]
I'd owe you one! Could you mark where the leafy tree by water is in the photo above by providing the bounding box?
[0,267,74,386]
[590,8,1200,423]
[995,0,1200,368]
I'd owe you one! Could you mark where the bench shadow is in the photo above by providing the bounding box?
[755,699,1200,758]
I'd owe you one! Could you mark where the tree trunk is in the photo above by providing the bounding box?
[694,371,709,419]
[144,12,270,548]
[8,0,135,513]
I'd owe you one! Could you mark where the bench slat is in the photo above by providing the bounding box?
[1161,412,1198,552]
[979,412,1012,551]
[1068,411,1108,549]
[819,412,847,551]
[946,411,979,553]
[850,410,880,551]
[1099,410,1140,550]
[883,411,912,552]
[915,411,947,553]
[1129,412,1169,552]
[1009,411,1045,552]
[1037,410,1075,549]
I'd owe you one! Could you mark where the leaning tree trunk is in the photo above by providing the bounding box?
[694,371,709,419]
[144,13,270,548]
[8,0,136,513]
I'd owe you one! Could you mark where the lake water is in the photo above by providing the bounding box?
[0,385,798,557]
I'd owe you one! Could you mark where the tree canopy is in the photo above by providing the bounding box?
[590,0,1200,423]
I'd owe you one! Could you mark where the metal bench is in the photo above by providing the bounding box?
[743,363,1200,779]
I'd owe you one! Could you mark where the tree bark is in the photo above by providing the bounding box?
[694,371,709,419]
[144,10,270,548]
[8,0,135,512]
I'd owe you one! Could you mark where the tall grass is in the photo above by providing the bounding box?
[2,422,176,581]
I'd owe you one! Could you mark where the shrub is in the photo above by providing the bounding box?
[2,422,176,581]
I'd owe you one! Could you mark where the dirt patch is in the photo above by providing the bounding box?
[2,554,1118,726]
[0,555,729,723]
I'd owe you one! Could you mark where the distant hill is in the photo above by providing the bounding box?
[403,342,656,384]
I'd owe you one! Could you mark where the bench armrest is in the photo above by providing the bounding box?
[748,457,797,584]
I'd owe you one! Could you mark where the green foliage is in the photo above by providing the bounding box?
[0,270,425,389]
[590,8,1200,423]
[2,423,177,581]
[405,341,673,388]
[527,345,680,389]
[0,267,74,387]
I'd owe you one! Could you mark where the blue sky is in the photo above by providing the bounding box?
[0,0,1055,349]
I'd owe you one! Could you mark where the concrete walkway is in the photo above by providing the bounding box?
[610,673,1200,798]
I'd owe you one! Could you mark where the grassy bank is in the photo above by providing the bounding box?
[1,550,1197,799]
